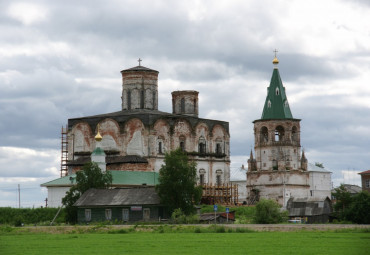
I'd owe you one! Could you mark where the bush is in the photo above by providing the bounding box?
[0,207,65,226]
[171,208,199,224]
[254,199,287,224]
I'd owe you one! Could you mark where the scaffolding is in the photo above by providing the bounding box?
[60,126,68,177]
[200,183,238,205]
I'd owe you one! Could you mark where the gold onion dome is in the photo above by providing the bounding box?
[272,56,279,65]
[95,125,102,142]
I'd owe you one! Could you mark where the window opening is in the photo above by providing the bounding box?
[122,209,129,221]
[276,88,279,95]
[267,100,271,108]
[261,127,268,142]
[127,90,131,110]
[140,90,144,109]
[275,126,285,142]
[181,98,185,113]
[158,141,162,154]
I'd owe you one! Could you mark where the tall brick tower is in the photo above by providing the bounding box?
[247,53,309,207]
[121,59,159,110]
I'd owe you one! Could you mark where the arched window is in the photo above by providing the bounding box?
[291,126,297,142]
[152,91,156,108]
[276,88,279,95]
[157,137,164,154]
[267,100,272,108]
[199,169,206,185]
[127,90,131,110]
[275,126,285,142]
[181,98,185,113]
[193,99,197,113]
[216,142,223,155]
[260,126,268,142]
[179,136,186,152]
[284,100,289,108]
[198,137,206,154]
[216,170,223,186]
[140,90,145,109]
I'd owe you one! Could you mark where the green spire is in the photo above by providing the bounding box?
[261,66,293,120]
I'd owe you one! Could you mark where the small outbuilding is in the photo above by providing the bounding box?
[199,211,235,224]
[286,197,332,224]
[74,187,169,223]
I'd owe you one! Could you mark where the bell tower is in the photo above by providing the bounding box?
[246,52,309,206]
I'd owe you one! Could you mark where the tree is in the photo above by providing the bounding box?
[156,149,202,215]
[254,199,287,224]
[62,162,112,223]
[346,191,370,224]
[332,184,352,220]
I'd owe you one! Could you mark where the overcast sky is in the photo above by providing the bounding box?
[1,0,369,207]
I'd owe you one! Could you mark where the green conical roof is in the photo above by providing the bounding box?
[261,68,293,119]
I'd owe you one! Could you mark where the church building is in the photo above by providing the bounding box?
[246,55,331,207]
[42,61,230,207]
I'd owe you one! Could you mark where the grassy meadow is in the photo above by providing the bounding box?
[0,225,369,255]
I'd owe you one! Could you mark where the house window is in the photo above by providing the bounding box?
[122,209,129,222]
[366,179,370,188]
[216,170,222,186]
[85,209,91,222]
[105,209,112,220]
[143,208,150,221]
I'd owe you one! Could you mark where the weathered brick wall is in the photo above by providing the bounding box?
[172,90,199,117]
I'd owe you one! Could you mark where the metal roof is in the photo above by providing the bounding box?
[260,68,294,120]
[74,187,160,207]
[120,65,159,73]
[40,170,159,187]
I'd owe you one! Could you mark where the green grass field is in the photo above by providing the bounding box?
[1,227,369,255]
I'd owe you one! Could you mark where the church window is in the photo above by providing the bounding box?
[181,98,185,113]
[122,209,129,221]
[127,90,131,110]
[275,126,285,142]
[276,88,279,95]
[105,209,112,220]
[152,91,156,108]
[267,100,271,108]
[263,163,266,167]
[199,137,206,154]
[284,100,289,107]
[158,141,163,154]
[261,126,268,142]
[292,126,298,141]
[85,209,91,221]
[179,136,186,152]
[140,90,145,109]
[216,170,223,186]
[193,99,197,113]
[272,160,278,170]
[215,138,223,154]
[199,169,206,185]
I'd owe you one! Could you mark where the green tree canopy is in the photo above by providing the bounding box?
[332,184,352,220]
[62,162,112,223]
[155,149,202,215]
[254,199,287,224]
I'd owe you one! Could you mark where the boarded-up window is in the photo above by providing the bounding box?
[85,209,91,221]
[143,208,150,221]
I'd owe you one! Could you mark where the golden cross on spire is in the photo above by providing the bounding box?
[138,58,142,66]
[273,49,278,58]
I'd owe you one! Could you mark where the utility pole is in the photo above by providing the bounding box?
[18,184,20,208]
[45,198,48,208]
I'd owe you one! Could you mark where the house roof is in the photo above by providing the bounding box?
[67,155,148,166]
[120,65,159,73]
[358,170,370,175]
[260,68,294,120]
[307,163,332,173]
[74,187,160,207]
[287,197,332,216]
[40,170,159,187]
[341,184,362,194]
[230,167,247,181]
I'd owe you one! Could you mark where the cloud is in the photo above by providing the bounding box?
[7,2,49,26]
